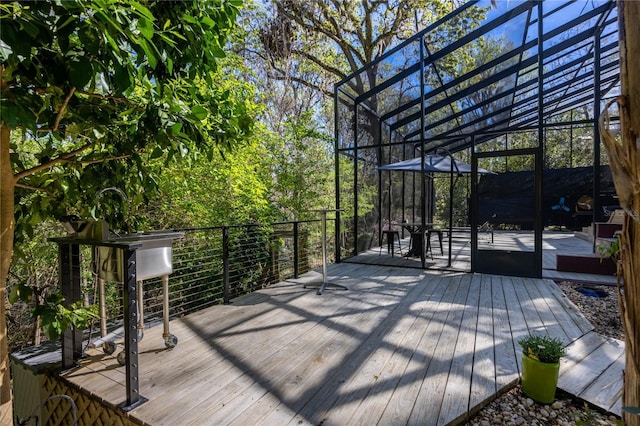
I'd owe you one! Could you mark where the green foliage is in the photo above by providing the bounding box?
[597,230,621,262]
[1,0,255,240]
[574,402,625,425]
[31,292,99,341]
[518,334,566,364]
[138,108,336,228]
[139,133,276,228]
[8,283,32,305]
[256,0,487,95]
[267,110,335,220]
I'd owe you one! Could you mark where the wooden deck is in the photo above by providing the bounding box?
[60,263,624,425]
[355,231,618,285]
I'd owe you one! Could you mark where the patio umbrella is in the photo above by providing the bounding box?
[377,154,494,175]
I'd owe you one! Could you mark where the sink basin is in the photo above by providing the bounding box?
[108,230,184,242]
[97,231,184,281]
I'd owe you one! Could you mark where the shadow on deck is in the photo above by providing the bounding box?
[19,261,623,425]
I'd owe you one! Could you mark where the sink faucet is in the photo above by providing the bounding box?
[94,187,131,234]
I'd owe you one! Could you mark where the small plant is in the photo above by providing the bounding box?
[10,287,99,341]
[596,230,621,262]
[32,292,99,340]
[518,334,566,363]
[573,402,597,425]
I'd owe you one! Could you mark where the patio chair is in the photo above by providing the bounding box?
[478,220,494,243]
[380,229,403,257]
[426,228,444,256]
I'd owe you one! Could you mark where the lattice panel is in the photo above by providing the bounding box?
[11,362,47,423]
[40,374,145,426]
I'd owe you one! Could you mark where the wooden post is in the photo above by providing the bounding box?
[600,2,640,424]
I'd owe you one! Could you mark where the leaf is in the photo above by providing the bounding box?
[113,62,132,93]
[93,128,105,139]
[2,22,30,59]
[150,146,164,159]
[201,16,216,29]
[129,1,155,22]
[137,17,154,41]
[78,23,100,55]
[0,39,12,61]
[623,407,640,415]
[191,105,208,120]
[166,56,173,74]
[103,30,120,53]
[69,57,93,88]
[19,19,39,38]
[170,122,182,134]
[138,38,157,69]
[9,284,32,304]
[1,102,36,129]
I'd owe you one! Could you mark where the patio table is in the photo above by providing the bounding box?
[401,222,433,257]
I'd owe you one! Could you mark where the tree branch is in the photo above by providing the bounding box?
[76,90,128,102]
[268,70,333,98]
[14,141,95,182]
[14,183,54,197]
[79,153,131,165]
[290,48,348,80]
[52,87,76,132]
[281,3,364,69]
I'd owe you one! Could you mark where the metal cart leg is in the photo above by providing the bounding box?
[99,277,117,355]
[162,275,177,348]
[137,280,144,341]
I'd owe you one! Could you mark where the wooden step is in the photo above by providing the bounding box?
[556,253,616,275]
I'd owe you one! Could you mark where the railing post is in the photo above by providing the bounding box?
[293,221,299,278]
[120,247,145,410]
[60,242,82,370]
[222,226,230,304]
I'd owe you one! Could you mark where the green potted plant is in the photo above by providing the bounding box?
[518,334,566,404]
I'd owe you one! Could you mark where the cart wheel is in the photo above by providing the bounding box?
[137,328,144,341]
[103,341,117,355]
[164,334,178,348]
[116,351,126,366]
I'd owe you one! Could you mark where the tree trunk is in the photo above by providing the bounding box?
[0,121,15,422]
[600,2,640,425]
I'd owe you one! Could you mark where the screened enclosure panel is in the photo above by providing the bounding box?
[473,150,541,278]
[335,0,620,271]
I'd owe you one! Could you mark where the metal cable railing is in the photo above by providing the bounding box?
[94,219,334,332]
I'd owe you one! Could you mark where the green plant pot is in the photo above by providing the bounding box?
[521,353,560,404]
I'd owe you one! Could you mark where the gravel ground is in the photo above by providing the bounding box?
[464,281,624,426]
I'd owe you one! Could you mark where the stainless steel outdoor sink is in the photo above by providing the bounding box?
[97,231,184,281]
[94,230,185,359]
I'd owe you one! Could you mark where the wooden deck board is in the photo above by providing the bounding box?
[377,274,462,425]
[243,270,428,425]
[316,273,443,425]
[542,279,595,336]
[139,280,378,422]
[343,276,450,426]
[492,276,520,391]
[437,274,478,425]
[410,274,467,425]
[500,276,529,375]
[579,348,624,410]
[558,332,625,407]
[55,263,624,425]
[468,274,496,411]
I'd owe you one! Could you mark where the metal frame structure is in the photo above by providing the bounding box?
[334,0,620,274]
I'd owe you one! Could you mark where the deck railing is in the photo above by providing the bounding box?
[97,219,336,331]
